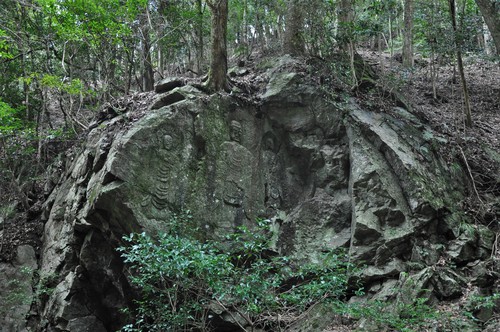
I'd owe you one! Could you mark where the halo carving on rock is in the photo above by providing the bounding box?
[229,120,242,143]
[163,134,174,150]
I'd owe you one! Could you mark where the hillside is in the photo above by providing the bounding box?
[0,53,499,332]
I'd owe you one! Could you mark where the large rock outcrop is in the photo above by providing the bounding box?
[34,57,489,331]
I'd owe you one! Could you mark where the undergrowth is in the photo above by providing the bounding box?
[118,212,445,332]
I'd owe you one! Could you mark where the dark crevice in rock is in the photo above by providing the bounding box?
[154,77,185,94]
[101,172,122,186]
[193,134,207,162]
[277,222,297,256]
[150,91,186,110]
[435,212,457,241]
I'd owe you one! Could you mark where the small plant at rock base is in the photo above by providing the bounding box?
[118,214,357,332]
[0,202,16,217]
[36,272,59,302]
[463,292,500,322]
[348,296,440,332]
[0,267,34,319]
[469,293,500,311]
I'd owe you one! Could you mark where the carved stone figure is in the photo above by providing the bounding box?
[163,134,174,150]
[229,120,242,143]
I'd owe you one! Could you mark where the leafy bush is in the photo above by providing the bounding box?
[0,267,34,319]
[0,29,13,60]
[0,99,22,134]
[349,297,440,332]
[464,292,500,322]
[118,213,356,332]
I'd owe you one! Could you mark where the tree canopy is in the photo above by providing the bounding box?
[0,0,497,185]
[0,0,496,101]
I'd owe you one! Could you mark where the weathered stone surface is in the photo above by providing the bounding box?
[228,66,249,77]
[430,267,467,300]
[447,226,495,265]
[150,85,201,110]
[66,316,107,332]
[34,57,471,331]
[154,76,184,93]
[278,188,351,258]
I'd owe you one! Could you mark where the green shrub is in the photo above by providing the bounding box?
[348,296,440,332]
[464,292,500,322]
[0,267,34,319]
[0,99,22,134]
[118,213,356,332]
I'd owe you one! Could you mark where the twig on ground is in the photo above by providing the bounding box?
[458,145,484,205]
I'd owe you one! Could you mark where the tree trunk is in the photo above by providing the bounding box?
[141,24,154,92]
[475,0,500,55]
[243,0,248,46]
[402,0,414,67]
[483,21,493,55]
[337,0,354,49]
[196,0,204,73]
[337,0,357,87]
[388,16,394,58]
[283,0,304,55]
[142,32,154,91]
[449,0,472,127]
[206,0,228,92]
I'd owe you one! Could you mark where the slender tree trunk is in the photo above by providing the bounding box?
[276,14,285,47]
[283,0,305,55]
[142,26,154,91]
[338,0,357,86]
[257,20,265,50]
[140,6,154,92]
[388,16,394,58]
[243,0,248,46]
[483,21,493,55]
[430,46,438,99]
[124,41,134,95]
[17,4,30,121]
[475,0,500,55]
[402,0,414,67]
[449,0,472,127]
[337,0,354,49]
[205,0,228,92]
[196,0,204,73]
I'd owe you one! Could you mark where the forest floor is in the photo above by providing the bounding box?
[361,49,500,226]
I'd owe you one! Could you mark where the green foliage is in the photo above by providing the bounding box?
[357,0,402,39]
[349,296,440,332]
[36,272,59,301]
[464,293,500,320]
[347,272,442,332]
[0,99,40,203]
[0,99,22,134]
[0,267,34,319]
[119,213,445,331]
[118,213,356,331]
[0,202,17,220]
[0,29,13,59]
[413,0,484,59]
[35,0,147,45]
[39,74,92,96]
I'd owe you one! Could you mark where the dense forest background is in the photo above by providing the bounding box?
[1,1,500,331]
[0,0,499,231]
